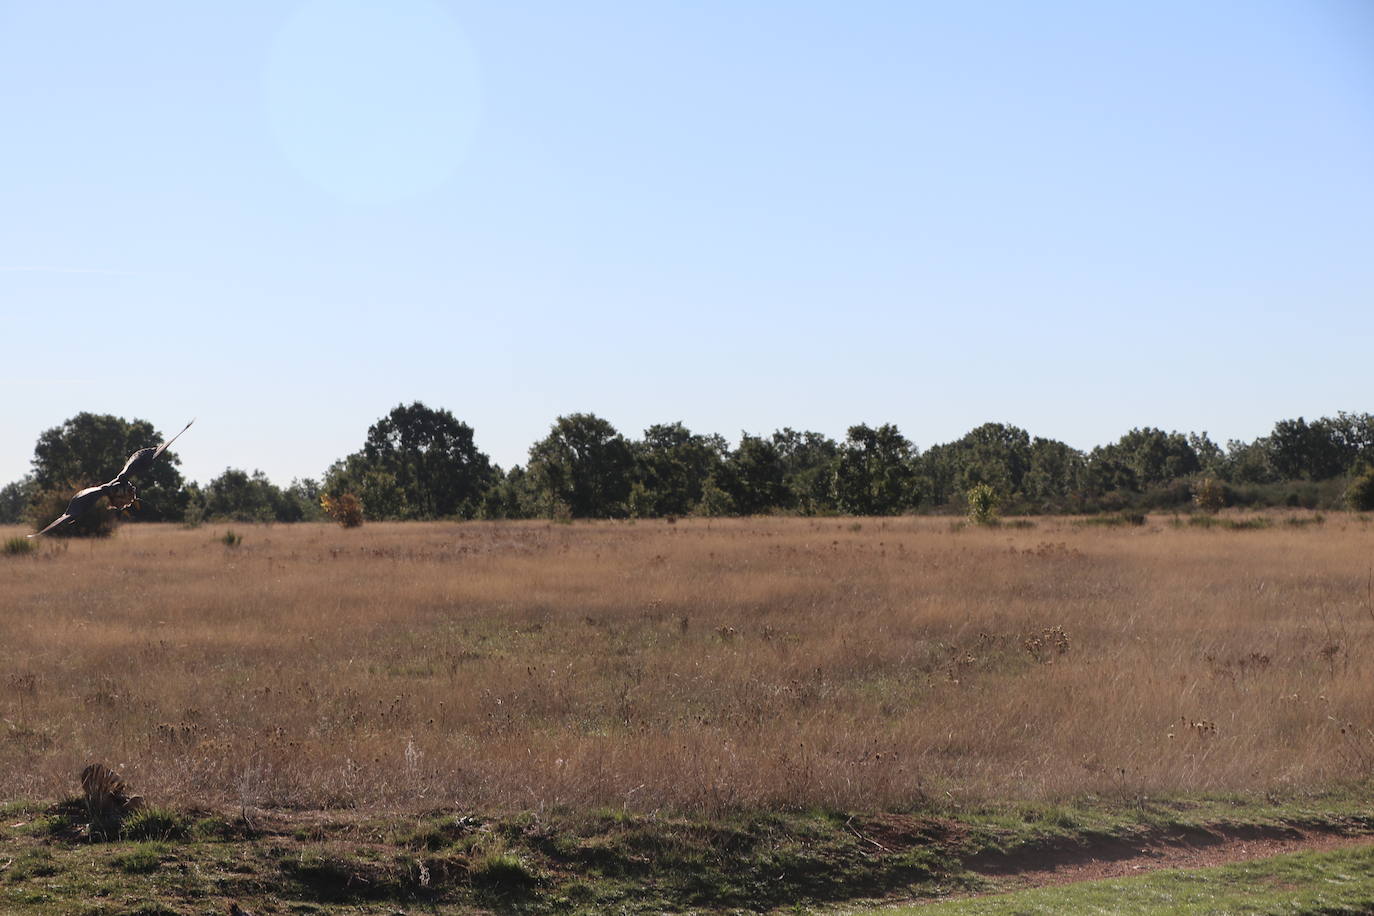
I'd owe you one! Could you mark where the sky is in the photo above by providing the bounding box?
[3,1,1372,487]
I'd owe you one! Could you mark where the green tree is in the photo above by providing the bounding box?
[323,455,407,519]
[1268,416,1360,481]
[631,422,726,517]
[0,475,35,524]
[949,423,1032,499]
[1269,418,1325,480]
[527,413,634,518]
[203,469,288,522]
[832,423,915,515]
[325,402,494,520]
[480,465,540,520]
[1023,437,1087,511]
[1347,465,1374,512]
[717,434,786,515]
[31,413,188,521]
[1222,438,1277,484]
[282,478,325,522]
[1088,428,1199,494]
[772,428,839,514]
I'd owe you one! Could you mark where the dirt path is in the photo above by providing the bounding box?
[960,823,1374,896]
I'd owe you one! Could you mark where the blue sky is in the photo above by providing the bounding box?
[4,1,1372,486]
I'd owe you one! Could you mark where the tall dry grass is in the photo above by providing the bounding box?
[1,514,1372,814]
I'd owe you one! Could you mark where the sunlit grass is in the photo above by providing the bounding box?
[0,513,1371,814]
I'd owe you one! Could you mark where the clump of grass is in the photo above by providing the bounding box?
[111,841,167,874]
[1079,511,1144,527]
[470,846,537,891]
[1224,517,1271,531]
[3,536,35,556]
[1284,514,1325,528]
[220,529,242,547]
[7,848,58,880]
[122,807,189,841]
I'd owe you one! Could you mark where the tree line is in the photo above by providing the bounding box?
[4,404,1374,530]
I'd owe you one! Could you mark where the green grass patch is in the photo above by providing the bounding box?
[2,536,35,556]
[1077,512,1146,528]
[110,842,168,874]
[887,844,1374,915]
[0,791,1371,913]
[121,806,190,841]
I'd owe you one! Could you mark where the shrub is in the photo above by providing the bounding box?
[1347,466,1374,512]
[321,492,365,528]
[1192,477,1224,513]
[122,807,189,841]
[3,536,35,556]
[220,530,242,547]
[470,846,537,891]
[966,484,1000,526]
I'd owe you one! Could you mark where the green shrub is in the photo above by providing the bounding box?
[3,536,35,556]
[1347,467,1374,512]
[220,530,242,547]
[470,847,537,891]
[966,484,1000,526]
[122,807,189,841]
[1192,477,1224,513]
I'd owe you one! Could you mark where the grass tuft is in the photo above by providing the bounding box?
[122,807,189,841]
[110,842,167,874]
[3,536,35,556]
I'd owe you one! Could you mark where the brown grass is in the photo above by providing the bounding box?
[1,513,1372,815]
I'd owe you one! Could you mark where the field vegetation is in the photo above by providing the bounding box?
[2,514,1372,814]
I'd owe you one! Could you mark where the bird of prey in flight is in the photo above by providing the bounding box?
[29,419,195,538]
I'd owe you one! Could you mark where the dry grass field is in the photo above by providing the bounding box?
[2,514,1372,816]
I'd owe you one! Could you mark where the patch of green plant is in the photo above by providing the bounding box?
[1078,512,1145,527]
[2,536,35,556]
[966,484,1000,526]
[190,815,237,840]
[470,845,538,892]
[220,529,242,547]
[1224,516,1272,530]
[122,807,189,841]
[1284,513,1325,527]
[6,848,58,881]
[887,844,1374,915]
[110,842,167,874]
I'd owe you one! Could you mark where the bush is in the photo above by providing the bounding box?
[1347,466,1374,512]
[122,807,189,841]
[3,536,35,556]
[220,530,242,547]
[966,484,1000,526]
[470,847,537,891]
[321,492,365,528]
[1192,477,1224,513]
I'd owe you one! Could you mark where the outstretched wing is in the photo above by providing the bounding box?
[116,447,157,480]
[117,418,195,480]
[152,418,195,463]
[28,486,106,538]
